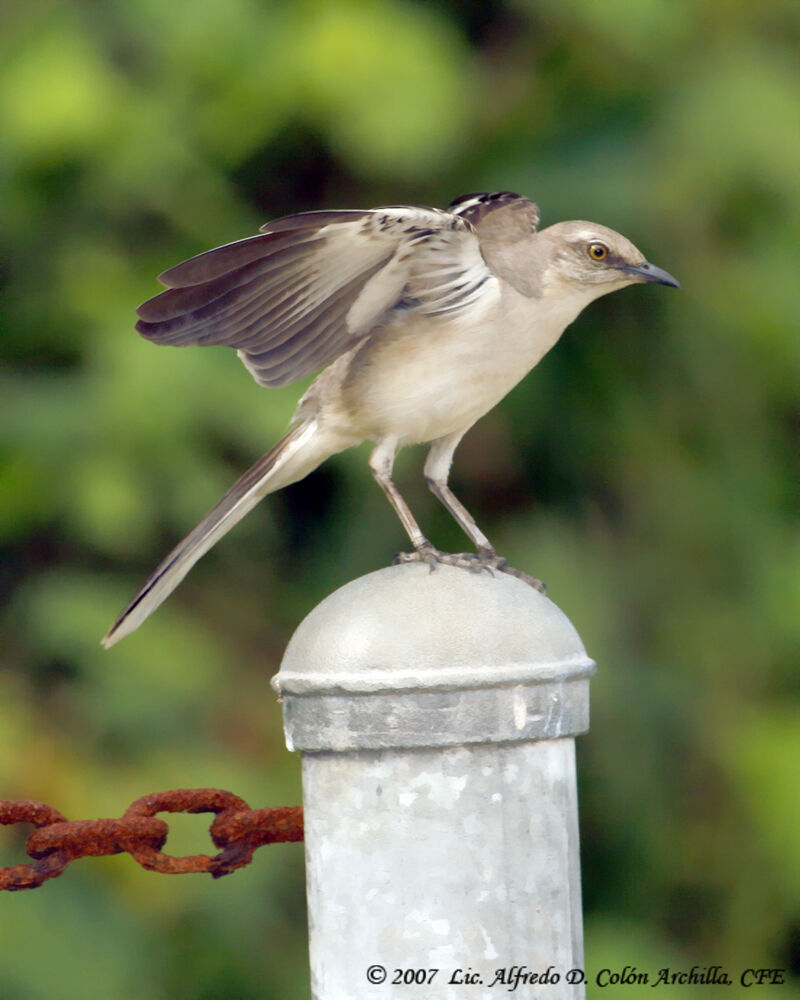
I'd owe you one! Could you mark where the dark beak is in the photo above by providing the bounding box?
[621,261,680,289]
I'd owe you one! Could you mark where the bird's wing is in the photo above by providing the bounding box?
[449,191,540,235]
[134,196,534,388]
[135,205,478,388]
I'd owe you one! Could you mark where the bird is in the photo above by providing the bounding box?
[101,191,679,647]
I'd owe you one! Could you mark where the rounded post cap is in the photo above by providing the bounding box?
[272,563,596,751]
[274,563,593,694]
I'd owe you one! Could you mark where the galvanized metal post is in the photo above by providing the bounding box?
[272,563,595,1000]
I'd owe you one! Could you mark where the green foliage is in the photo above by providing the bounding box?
[1,1,798,996]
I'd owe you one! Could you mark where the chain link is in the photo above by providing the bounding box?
[0,789,303,891]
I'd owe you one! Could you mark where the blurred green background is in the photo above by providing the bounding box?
[1,0,798,997]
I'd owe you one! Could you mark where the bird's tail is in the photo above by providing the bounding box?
[102,417,335,648]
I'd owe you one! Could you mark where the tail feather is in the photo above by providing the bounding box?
[102,417,327,648]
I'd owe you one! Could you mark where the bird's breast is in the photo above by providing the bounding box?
[329,286,580,446]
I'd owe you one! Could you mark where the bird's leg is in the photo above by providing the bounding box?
[369,439,438,567]
[421,432,547,593]
[423,431,494,554]
[369,438,482,573]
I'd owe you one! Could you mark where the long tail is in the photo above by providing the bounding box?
[102,417,332,647]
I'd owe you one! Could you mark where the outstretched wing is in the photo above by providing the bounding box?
[134,195,527,388]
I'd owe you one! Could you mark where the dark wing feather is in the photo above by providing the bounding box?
[449,191,540,237]
[138,238,322,325]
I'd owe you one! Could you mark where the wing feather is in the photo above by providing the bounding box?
[239,263,390,387]
[138,268,317,348]
[137,239,324,326]
[157,228,319,287]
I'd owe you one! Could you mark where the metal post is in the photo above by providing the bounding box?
[272,563,595,999]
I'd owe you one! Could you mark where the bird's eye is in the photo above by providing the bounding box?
[588,242,608,261]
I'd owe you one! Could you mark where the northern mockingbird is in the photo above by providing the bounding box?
[102,191,678,647]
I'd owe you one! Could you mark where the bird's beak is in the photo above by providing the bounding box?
[620,261,680,289]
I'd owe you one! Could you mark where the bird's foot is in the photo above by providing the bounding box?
[393,543,481,573]
[393,544,546,594]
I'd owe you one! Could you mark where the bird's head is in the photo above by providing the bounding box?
[539,221,679,298]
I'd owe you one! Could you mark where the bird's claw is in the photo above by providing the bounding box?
[393,545,546,594]
[476,547,547,592]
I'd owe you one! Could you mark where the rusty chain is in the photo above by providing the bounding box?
[0,789,303,891]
